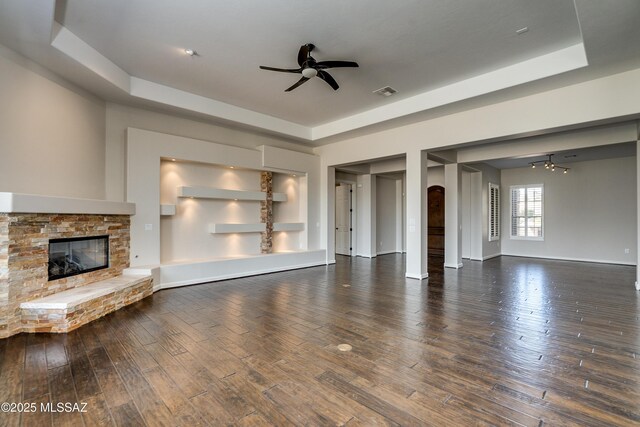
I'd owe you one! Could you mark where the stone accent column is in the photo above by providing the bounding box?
[0,215,10,337]
[261,172,273,254]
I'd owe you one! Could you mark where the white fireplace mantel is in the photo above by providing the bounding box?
[0,192,135,215]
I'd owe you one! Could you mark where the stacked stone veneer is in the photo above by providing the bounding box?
[0,214,132,338]
[260,171,273,254]
[21,275,152,333]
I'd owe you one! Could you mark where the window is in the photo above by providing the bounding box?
[488,183,500,241]
[510,184,543,240]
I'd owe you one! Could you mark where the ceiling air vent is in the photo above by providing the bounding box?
[373,86,397,97]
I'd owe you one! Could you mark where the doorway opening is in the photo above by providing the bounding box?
[428,185,445,260]
[335,183,353,256]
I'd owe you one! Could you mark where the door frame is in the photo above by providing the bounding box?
[335,179,357,257]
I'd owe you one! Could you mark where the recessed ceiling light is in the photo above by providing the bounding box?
[171,158,176,162]
[184,48,197,56]
[516,27,529,35]
[229,166,235,169]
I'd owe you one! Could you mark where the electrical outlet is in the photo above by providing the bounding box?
[624,248,630,254]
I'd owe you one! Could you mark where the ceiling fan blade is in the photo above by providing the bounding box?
[285,76,310,92]
[317,70,339,90]
[316,60,359,69]
[297,44,310,66]
[260,66,301,73]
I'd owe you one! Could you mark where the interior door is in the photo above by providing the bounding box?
[428,185,445,257]
[335,184,351,255]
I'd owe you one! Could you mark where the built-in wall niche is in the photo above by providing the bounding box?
[159,160,303,263]
[272,172,303,252]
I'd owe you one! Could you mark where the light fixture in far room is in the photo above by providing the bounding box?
[184,48,198,56]
[529,154,570,174]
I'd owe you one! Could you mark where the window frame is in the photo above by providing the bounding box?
[488,183,500,242]
[509,184,544,241]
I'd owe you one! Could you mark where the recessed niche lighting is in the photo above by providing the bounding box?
[184,48,198,56]
[171,158,176,162]
[229,166,235,169]
[516,27,529,35]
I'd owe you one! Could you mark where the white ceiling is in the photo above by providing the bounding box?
[482,142,637,170]
[0,0,639,144]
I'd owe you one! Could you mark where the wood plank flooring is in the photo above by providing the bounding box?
[1,255,639,426]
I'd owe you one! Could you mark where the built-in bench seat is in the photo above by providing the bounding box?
[20,274,153,333]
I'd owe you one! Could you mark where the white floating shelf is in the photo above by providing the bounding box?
[209,223,266,234]
[179,186,264,200]
[160,204,176,216]
[273,222,305,232]
[273,193,287,202]
[178,186,287,202]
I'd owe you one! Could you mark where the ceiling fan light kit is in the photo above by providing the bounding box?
[259,43,359,92]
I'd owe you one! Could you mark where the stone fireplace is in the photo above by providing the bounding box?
[0,193,152,338]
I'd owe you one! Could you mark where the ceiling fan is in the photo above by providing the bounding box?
[259,44,359,92]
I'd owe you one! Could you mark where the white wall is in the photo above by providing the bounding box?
[376,176,397,254]
[105,102,312,201]
[476,163,502,259]
[127,128,320,267]
[0,44,106,198]
[501,156,637,265]
[428,166,445,187]
[273,173,302,251]
[356,174,376,257]
[461,171,471,258]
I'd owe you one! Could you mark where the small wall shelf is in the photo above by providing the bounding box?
[160,204,176,216]
[272,193,287,202]
[209,223,266,234]
[273,222,305,232]
[178,186,287,202]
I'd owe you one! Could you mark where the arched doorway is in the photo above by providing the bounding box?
[428,185,445,258]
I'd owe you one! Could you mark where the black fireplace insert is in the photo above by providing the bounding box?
[48,235,109,281]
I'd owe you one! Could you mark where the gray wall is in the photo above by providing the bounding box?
[501,156,637,265]
[376,176,397,254]
[0,44,106,198]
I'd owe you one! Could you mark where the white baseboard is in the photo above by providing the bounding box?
[160,260,327,290]
[444,263,464,269]
[376,250,401,256]
[405,272,429,280]
[501,252,637,266]
[482,253,502,261]
[154,250,326,290]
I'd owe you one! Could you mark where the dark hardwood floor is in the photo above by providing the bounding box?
[1,254,639,426]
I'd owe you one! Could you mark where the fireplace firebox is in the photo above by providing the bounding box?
[48,235,109,281]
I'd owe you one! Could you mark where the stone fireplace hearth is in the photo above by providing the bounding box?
[0,193,152,338]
